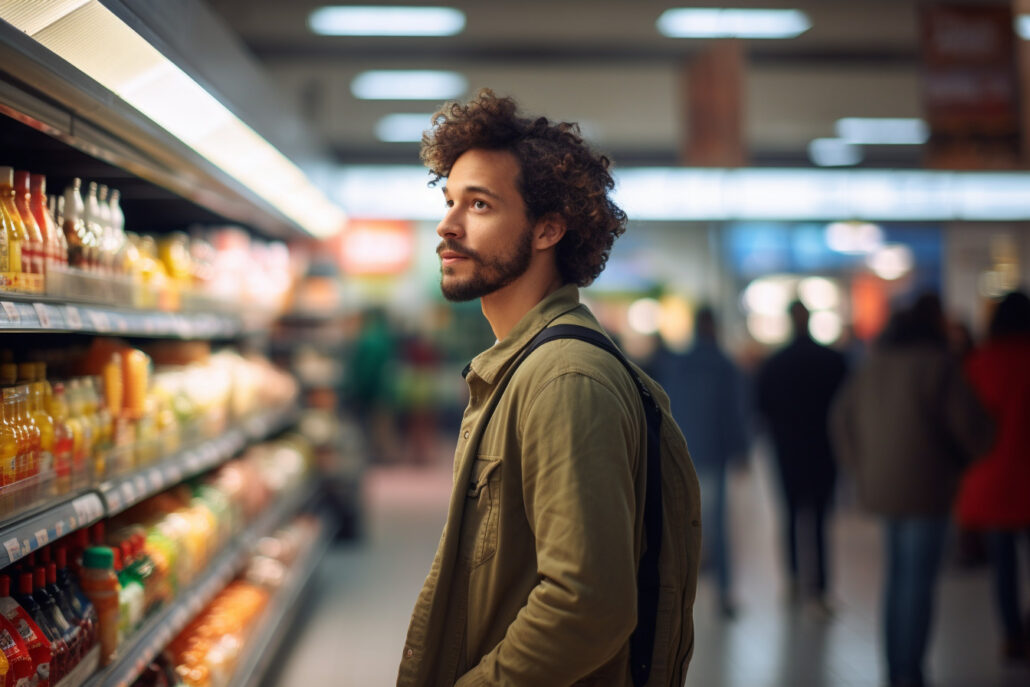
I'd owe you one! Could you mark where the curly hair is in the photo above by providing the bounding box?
[420,89,627,287]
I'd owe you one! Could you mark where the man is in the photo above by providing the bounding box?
[652,306,749,618]
[755,300,847,612]
[397,90,701,686]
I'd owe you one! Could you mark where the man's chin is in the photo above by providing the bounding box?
[440,277,484,303]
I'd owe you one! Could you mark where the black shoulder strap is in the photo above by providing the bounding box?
[522,324,663,687]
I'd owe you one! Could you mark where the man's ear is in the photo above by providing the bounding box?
[533,213,567,250]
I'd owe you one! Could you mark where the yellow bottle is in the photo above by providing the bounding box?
[0,168,23,276]
[47,379,75,497]
[14,383,41,507]
[67,378,95,487]
[0,386,21,517]
[21,363,55,500]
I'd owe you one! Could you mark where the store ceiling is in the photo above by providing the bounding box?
[203,0,1010,168]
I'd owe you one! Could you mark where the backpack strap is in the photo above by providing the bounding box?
[522,324,663,687]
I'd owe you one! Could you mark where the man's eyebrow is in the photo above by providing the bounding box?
[441,184,502,200]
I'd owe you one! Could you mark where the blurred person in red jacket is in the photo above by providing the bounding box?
[956,290,1030,660]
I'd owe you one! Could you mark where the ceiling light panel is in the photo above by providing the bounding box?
[0,0,345,237]
[375,113,433,142]
[309,5,465,36]
[1017,14,1030,39]
[657,8,811,39]
[836,118,930,145]
[808,138,863,167]
[351,70,467,100]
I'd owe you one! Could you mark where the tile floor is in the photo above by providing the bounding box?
[267,449,1030,687]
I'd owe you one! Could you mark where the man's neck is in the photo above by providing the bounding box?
[481,264,565,341]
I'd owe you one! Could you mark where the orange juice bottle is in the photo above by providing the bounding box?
[21,363,55,501]
[14,383,41,507]
[13,171,44,280]
[66,380,94,487]
[0,365,30,508]
[79,548,120,667]
[0,168,24,277]
[47,381,74,496]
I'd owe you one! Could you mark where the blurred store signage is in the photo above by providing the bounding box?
[919,3,1022,168]
[309,6,466,36]
[332,166,1030,222]
[336,219,414,276]
[656,8,811,39]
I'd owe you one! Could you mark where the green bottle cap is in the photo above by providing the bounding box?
[82,546,114,569]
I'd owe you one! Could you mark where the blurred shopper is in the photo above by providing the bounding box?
[831,293,994,687]
[345,307,400,464]
[396,90,701,687]
[955,290,1030,660]
[653,306,749,618]
[755,300,847,611]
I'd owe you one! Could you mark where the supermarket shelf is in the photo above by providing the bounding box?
[0,491,105,568]
[99,402,302,516]
[227,511,334,687]
[0,295,242,339]
[81,479,320,687]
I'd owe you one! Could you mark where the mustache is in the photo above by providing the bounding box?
[436,239,479,261]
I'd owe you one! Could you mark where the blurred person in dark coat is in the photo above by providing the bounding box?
[654,306,749,618]
[756,300,847,610]
[955,290,1030,660]
[831,293,994,687]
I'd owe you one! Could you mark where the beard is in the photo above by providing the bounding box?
[438,229,534,302]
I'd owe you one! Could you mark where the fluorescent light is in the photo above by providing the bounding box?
[657,8,811,39]
[333,165,1030,222]
[308,6,465,36]
[836,118,929,145]
[867,244,914,281]
[825,221,883,254]
[808,138,863,167]
[351,70,467,100]
[375,113,433,142]
[0,1,345,238]
[1016,14,1030,39]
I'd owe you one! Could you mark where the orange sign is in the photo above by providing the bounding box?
[337,219,414,276]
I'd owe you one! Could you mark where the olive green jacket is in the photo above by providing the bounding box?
[397,285,701,686]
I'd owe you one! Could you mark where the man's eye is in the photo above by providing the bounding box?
[472,199,488,210]
[444,199,454,208]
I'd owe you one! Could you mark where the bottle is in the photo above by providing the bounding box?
[0,598,36,687]
[30,174,65,274]
[45,560,84,664]
[1,366,32,513]
[82,183,104,273]
[115,542,143,633]
[81,378,106,481]
[12,172,44,280]
[31,566,78,670]
[22,364,54,501]
[0,168,25,279]
[66,380,93,487]
[46,382,74,497]
[127,533,157,616]
[0,385,19,518]
[60,179,89,270]
[2,572,56,683]
[12,385,41,509]
[79,547,120,667]
[54,545,97,655]
[8,572,61,684]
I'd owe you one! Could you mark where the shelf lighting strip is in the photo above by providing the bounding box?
[0,0,346,238]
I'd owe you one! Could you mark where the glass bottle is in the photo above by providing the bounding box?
[0,167,26,277]
[0,387,19,518]
[12,171,44,279]
[21,363,55,500]
[47,380,74,497]
[82,182,104,273]
[61,179,89,270]
[31,174,66,272]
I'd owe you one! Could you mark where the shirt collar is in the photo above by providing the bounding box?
[466,283,582,385]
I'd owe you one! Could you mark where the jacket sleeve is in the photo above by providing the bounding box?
[943,359,995,467]
[455,372,640,686]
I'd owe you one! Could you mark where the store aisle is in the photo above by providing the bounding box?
[268,450,1030,687]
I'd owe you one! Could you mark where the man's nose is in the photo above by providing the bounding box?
[436,210,463,239]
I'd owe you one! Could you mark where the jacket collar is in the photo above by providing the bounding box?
[465,283,582,385]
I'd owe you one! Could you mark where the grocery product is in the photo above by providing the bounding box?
[79,548,120,667]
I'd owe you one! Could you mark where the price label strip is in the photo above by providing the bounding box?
[1,301,20,323]
[32,303,53,328]
[63,305,83,330]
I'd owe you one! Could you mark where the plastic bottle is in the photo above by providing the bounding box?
[0,176,12,277]
[115,542,143,633]
[12,172,44,280]
[13,572,67,682]
[54,545,96,654]
[0,387,19,518]
[66,380,93,487]
[0,601,36,687]
[29,174,65,273]
[79,547,120,667]
[0,168,26,278]
[127,533,158,616]
[21,365,53,501]
[44,378,72,498]
[13,386,40,508]
[82,183,104,273]
[44,560,83,664]
[31,566,78,669]
[60,179,88,270]
[0,573,53,686]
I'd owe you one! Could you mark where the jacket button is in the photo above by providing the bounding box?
[405,648,414,658]
[463,430,470,439]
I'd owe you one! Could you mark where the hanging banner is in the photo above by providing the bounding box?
[919,2,1021,169]
[682,40,746,167]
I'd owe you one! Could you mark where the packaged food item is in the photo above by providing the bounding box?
[79,547,120,667]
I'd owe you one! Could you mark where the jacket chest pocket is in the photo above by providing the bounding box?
[460,456,502,567]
